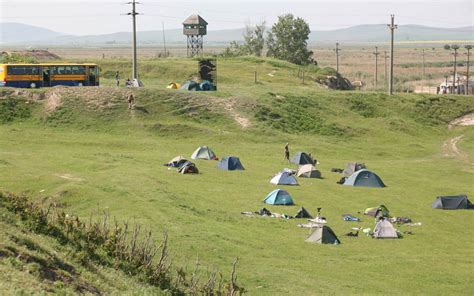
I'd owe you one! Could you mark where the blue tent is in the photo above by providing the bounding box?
[343,169,385,188]
[217,156,245,170]
[200,80,216,91]
[263,189,294,205]
[180,80,201,91]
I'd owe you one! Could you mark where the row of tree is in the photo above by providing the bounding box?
[223,14,315,66]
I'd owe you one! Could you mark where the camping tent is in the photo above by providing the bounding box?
[432,195,473,210]
[270,172,298,185]
[191,146,217,160]
[305,226,341,244]
[297,164,321,178]
[263,189,294,205]
[217,156,245,170]
[290,152,315,165]
[342,162,366,178]
[177,161,199,174]
[200,80,215,91]
[295,207,313,218]
[343,169,385,188]
[167,155,188,167]
[166,82,181,89]
[373,219,398,239]
[180,80,201,91]
[364,205,390,217]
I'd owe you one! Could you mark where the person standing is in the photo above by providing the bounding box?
[115,71,120,86]
[127,92,135,110]
[284,143,290,162]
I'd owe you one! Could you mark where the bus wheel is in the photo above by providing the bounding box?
[29,82,37,88]
[78,82,84,87]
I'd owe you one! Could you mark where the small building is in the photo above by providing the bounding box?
[183,15,208,57]
[437,74,473,95]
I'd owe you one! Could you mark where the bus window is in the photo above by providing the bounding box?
[8,66,25,75]
[56,66,65,75]
[71,66,85,75]
[64,66,72,75]
[30,67,39,75]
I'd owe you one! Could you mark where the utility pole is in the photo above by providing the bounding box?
[465,45,472,95]
[444,75,449,94]
[335,42,341,72]
[384,51,389,87]
[162,21,167,57]
[387,14,397,95]
[420,49,426,81]
[444,44,460,94]
[127,0,139,80]
[373,46,380,89]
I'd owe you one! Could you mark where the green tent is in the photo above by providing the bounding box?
[344,169,385,188]
[305,226,341,245]
[364,205,390,217]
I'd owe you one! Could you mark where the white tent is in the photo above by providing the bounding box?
[297,164,321,178]
[373,220,398,239]
[270,172,298,185]
[191,146,217,160]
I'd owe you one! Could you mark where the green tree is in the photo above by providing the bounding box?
[244,21,266,56]
[266,14,314,65]
[222,22,266,57]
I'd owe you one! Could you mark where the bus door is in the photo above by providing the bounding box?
[88,66,97,86]
[42,67,51,87]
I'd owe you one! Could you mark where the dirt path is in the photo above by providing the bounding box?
[449,112,474,129]
[442,135,470,161]
[222,98,251,128]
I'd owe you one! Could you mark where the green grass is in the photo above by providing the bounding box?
[0,56,473,295]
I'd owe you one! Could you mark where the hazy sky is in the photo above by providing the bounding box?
[1,0,473,35]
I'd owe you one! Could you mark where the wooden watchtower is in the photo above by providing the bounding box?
[183,14,208,57]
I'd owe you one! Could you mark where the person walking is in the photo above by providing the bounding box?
[115,71,120,87]
[127,92,135,110]
[284,143,290,162]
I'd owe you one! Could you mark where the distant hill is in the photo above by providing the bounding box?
[1,22,473,46]
[0,23,64,44]
[309,24,474,43]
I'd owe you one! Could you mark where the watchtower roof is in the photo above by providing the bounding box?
[183,14,208,26]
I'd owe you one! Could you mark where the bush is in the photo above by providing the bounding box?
[0,98,32,123]
[0,191,245,295]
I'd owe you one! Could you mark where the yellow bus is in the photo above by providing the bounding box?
[0,63,99,88]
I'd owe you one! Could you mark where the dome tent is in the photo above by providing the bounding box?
[263,189,294,205]
[270,172,298,185]
[177,161,199,174]
[180,80,201,91]
[166,155,188,167]
[290,152,315,165]
[343,169,385,188]
[373,219,399,239]
[305,226,341,245]
[191,146,217,160]
[217,156,245,170]
[297,164,321,178]
[432,195,473,210]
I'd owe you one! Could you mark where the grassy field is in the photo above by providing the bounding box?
[45,42,474,92]
[0,57,473,295]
